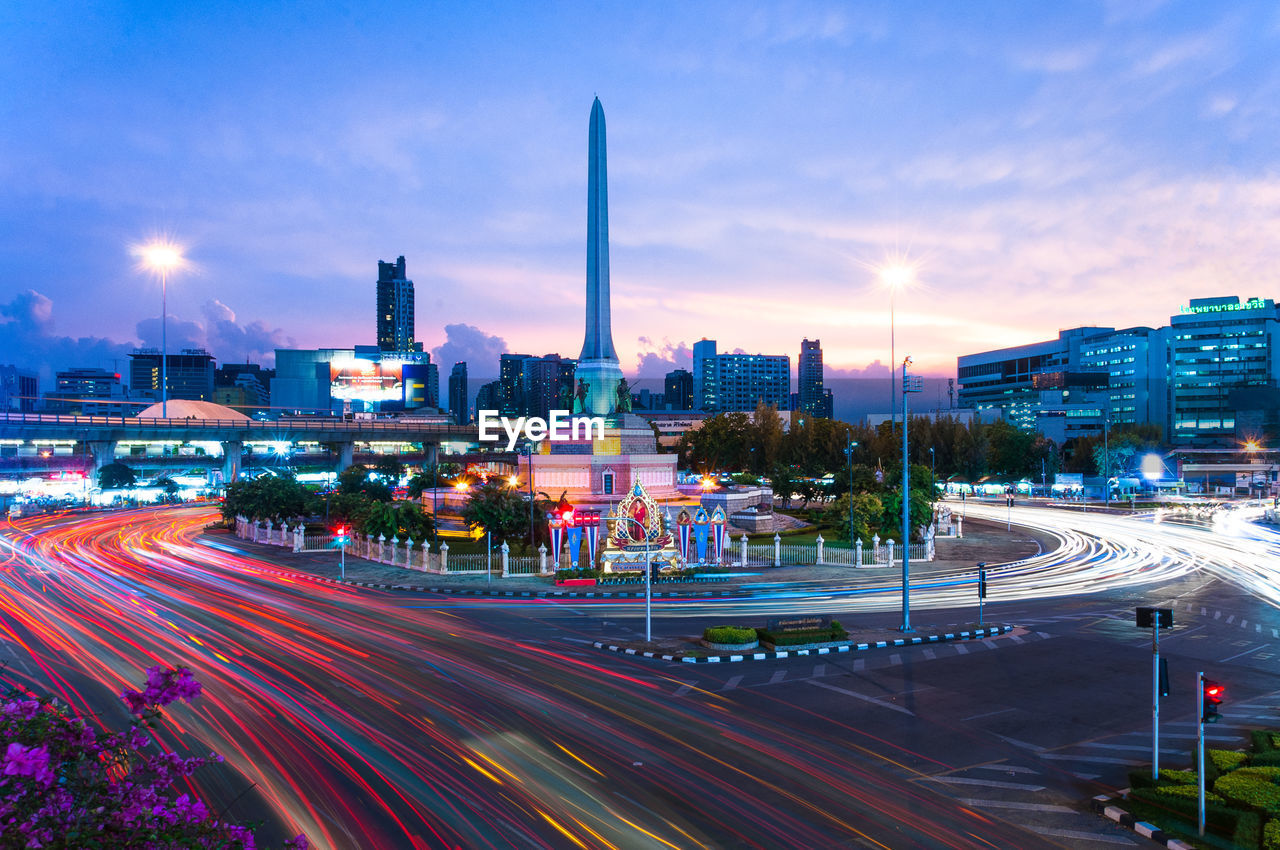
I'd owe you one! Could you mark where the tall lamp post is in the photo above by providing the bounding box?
[844,438,859,545]
[138,243,185,419]
[900,356,923,632]
[880,265,914,428]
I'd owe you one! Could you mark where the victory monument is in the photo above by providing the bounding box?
[527,98,678,504]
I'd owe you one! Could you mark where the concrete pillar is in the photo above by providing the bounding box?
[773,533,781,567]
[404,538,414,569]
[334,441,355,473]
[88,441,117,476]
[886,539,895,565]
[956,516,963,538]
[439,542,449,574]
[872,534,880,563]
[221,441,242,484]
[378,534,387,563]
[293,525,304,553]
[501,541,510,577]
[538,544,548,575]
[739,534,748,567]
[855,538,863,567]
[390,535,399,566]
[815,534,824,565]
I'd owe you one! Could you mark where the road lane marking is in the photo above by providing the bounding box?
[953,643,969,655]
[767,670,786,685]
[922,648,936,660]
[971,763,1039,774]
[720,675,742,692]
[1220,644,1265,663]
[923,776,1044,791]
[1082,743,1189,755]
[811,663,826,679]
[852,658,865,672]
[962,708,1016,722]
[993,734,1045,752]
[889,653,902,666]
[808,680,914,716]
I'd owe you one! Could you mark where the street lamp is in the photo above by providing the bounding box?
[136,242,186,419]
[843,438,859,545]
[879,264,915,428]
[900,356,923,633]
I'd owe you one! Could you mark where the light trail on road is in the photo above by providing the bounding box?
[0,507,1057,849]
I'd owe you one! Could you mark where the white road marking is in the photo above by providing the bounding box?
[956,798,1074,813]
[1028,826,1136,845]
[720,675,743,692]
[923,776,1045,791]
[1038,753,1144,766]
[808,680,915,716]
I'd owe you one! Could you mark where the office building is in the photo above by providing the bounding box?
[1169,296,1280,446]
[498,354,531,416]
[0,366,38,413]
[402,362,439,409]
[376,256,415,352]
[664,368,693,411]
[692,339,790,412]
[129,349,216,403]
[522,354,576,419]
[797,338,833,418]
[1077,327,1170,430]
[475,380,501,414]
[448,362,469,425]
[271,349,337,415]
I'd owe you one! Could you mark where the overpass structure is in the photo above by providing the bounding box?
[0,412,482,481]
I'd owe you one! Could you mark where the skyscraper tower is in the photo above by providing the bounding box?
[376,256,415,352]
[574,97,624,416]
[798,338,824,416]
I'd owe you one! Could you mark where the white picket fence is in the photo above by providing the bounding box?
[233,516,936,578]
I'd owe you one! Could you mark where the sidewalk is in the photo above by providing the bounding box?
[202,517,1053,597]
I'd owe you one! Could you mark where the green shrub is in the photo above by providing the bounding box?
[1216,770,1280,815]
[1239,767,1280,783]
[554,568,602,580]
[1160,769,1199,786]
[1211,749,1250,772]
[1253,731,1279,754]
[703,626,757,645]
[1156,784,1222,802]
[1254,753,1280,768]
[1127,786,1261,848]
[1264,817,1280,850]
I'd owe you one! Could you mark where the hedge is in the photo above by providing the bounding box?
[1264,818,1280,850]
[1127,786,1261,848]
[1254,752,1280,768]
[703,626,757,644]
[555,568,603,580]
[1155,784,1222,803]
[756,622,849,647]
[1129,769,1201,789]
[1212,749,1251,772]
[1215,769,1280,816]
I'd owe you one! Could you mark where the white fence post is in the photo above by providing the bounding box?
[816,534,824,565]
[855,538,863,567]
[886,538,895,565]
[538,544,548,575]
[293,524,304,553]
[501,541,510,577]
[739,534,748,567]
[773,533,781,567]
[872,534,880,563]
[390,535,399,566]
[439,542,449,574]
[956,516,963,538]
[378,534,386,563]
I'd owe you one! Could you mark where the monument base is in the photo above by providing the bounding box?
[529,414,678,506]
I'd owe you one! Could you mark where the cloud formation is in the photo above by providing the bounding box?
[431,324,509,373]
[633,337,693,376]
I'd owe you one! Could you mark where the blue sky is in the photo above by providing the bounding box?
[2,0,1278,385]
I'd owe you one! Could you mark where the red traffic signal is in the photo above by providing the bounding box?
[1202,677,1224,723]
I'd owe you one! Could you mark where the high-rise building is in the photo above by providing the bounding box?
[692,339,790,412]
[1078,327,1170,431]
[401,362,439,409]
[0,366,38,412]
[475,380,501,414]
[798,338,825,416]
[129,349,216,403]
[448,362,469,425]
[45,367,127,413]
[376,256,415,352]
[499,354,532,416]
[664,368,693,410]
[1169,296,1280,446]
[522,354,576,419]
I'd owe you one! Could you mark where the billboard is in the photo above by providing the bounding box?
[330,358,403,402]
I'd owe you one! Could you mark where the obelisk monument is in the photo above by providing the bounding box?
[575,96,625,417]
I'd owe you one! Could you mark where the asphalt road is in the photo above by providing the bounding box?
[0,506,1064,849]
[2,503,1277,848]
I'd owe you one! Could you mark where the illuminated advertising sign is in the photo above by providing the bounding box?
[330,358,403,402]
[1179,297,1269,315]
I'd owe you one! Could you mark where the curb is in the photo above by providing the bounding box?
[1090,792,1196,850]
[248,564,752,599]
[593,625,1014,663]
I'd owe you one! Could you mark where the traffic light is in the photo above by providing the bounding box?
[1202,679,1224,723]
[334,525,348,544]
[977,563,987,598]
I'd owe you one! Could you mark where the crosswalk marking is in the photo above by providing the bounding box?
[1081,742,1189,756]
[852,658,865,672]
[923,775,1045,791]
[956,798,1074,813]
[922,648,936,660]
[720,675,742,692]
[767,670,786,685]
[972,763,1039,775]
[1029,826,1137,845]
[1038,753,1144,766]
[953,643,969,655]
[811,663,826,679]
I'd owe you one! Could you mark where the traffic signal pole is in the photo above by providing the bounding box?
[1198,670,1206,837]
[1152,617,1160,781]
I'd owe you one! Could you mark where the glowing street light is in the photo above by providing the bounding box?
[134,241,187,419]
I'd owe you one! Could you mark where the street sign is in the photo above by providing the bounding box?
[903,375,924,393]
[1136,607,1173,628]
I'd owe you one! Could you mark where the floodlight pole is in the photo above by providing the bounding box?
[161,270,168,419]
[900,358,913,633]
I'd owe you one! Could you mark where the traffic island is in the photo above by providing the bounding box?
[594,623,1015,663]
[1088,729,1280,850]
